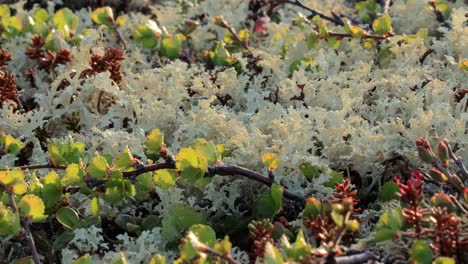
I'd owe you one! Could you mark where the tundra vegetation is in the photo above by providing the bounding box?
[0,0,467,263]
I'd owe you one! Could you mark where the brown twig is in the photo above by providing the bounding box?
[328,31,391,40]
[443,139,468,179]
[199,245,240,264]
[6,189,42,264]
[419,49,434,65]
[213,17,251,53]
[280,0,344,26]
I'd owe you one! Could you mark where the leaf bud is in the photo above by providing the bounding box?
[448,174,464,192]
[415,138,434,163]
[428,168,447,182]
[436,140,449,166]
[431,192,455,213]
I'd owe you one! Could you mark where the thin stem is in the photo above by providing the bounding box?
[281,0,344,26]
[22,218,42,264]
[6,189,41,264]
[328,31,391,40]
[214,18,251,53]
[443,139,468,179]
[199,245,240,264]
[0,163,66,171]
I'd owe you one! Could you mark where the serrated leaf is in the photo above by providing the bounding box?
[144,129,164,157]
[2,16,22,39]
[53,8,79,37]
[136,172,154,194]
[410,240,433,264]
[56,207,79,230]
[153,169,176,189]
[19,194,46,222]
[90,197,99,217]
[372,14,391,35]
[253,184,283,219]
[262,153,280,171]
[327,37,340,49]
[0,201,21,235]
[104,179,125,204]
[34,8,49,23]
[133,20,161,48]
[41,171,63,207]
[114,146,135,170]
[62,163,84,186]
[191,139,218,165]
[160,33,185,59]
[161,203,206,242]
[378,181,399,201]
[188,224,216,247]
[0,134,25,155]
[48,140,86,166]
[87,155,109,180]
[176,147,208,183]
[299,163,322,180]
[374,209,403,242]
[91,6,114,26]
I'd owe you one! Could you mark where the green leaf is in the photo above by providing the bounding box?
[0,201,21,235]
[346,219,360,232]
[48,140,86,166]
[87,155,109,180]
[191,139,218,165]
[433,257,455,264]
[56,207,79,230]
[210,41,232,67]
[1,16,22,39]
[52,8,79,37]
[327,37,340,49]
[62,163,84,186]
[410,240,433,264]
[114,146,135,170]
[161,203,206,242]
[149,254,166,264]
[104,171,126,204]
[144,129,164,157]
[299,163,322,180]
[41,171,63,208]
[175,147,208,183]
[90,197,99,217]
[0,168,27,195]
[253,184,283,219]
[331,204,344,227]
[214,236,232,255]
[91,6,114,26]
[374,208,403,242]
[263,242,284,264]
[378,181,399,201]
[19,194,46,222]
[0,5,10,23]
[324,170,344,188]
[153,169,177,189]
[188,224,216,247]
[282,230,312,261]
[0,134,25,155]
[344,20,365,38]
[262,153,280,171]
[160,33,185,59]
[378,46,396,66]
[372,14,392,35]
[303,197,322,218]
[72,254,93,264]
[136,172,154,194]
[133,20,161,48]
[116,16,127,27]
[34,8,50,23]
[307,32,319,49]
[435,1,450,19]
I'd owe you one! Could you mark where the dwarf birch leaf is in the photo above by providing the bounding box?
[162,203,207,242]
[153,169,176,189]
[262,153,280,171]
[56,207,79,230]
[62,163,84,186]
[372,14,391,35]
[91,6,114,26]
[264,242,284,264]
[0,134,24,155]
[133,20,161,48]
[375,209,403,242]
[191,139,217,165]
[144,129,164,156]
[210,42,232,67]
[87,155,109,180]
[160,33,185,59]
[73,254,93,264]
[149,254,166,264]
[378,181,399,201]
[188,224,216,247]
[114,146,134,170]
[433,257,455,264]
[410,240,433,264]
[90,197,99,217]
[253,184,283,219]
[53,8,79,36]
[34,8,49,22]
[176,148,208,183]
[0,201,21,235]
[19,194,46,222]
